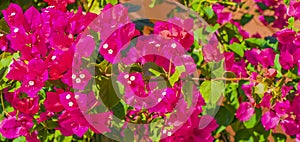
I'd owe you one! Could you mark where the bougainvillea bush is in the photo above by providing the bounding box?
[0,0,300,141]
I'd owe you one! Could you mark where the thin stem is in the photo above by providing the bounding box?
[1,91,9,116]
[87,0,95,12]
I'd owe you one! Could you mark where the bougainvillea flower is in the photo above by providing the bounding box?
[245,48,260,66]
[279,50,294,70]
[261,111,280,130]
[59,92,79,111]
[274,100,290,116]
[236,102,255,121]
[0,113,34,139]
[2,3,27,28]
[287,1,300,19]
[276,29,295,44]
[258,48,275,68]
[280,117,299,136]
[202,36,223,62]
[212,4,232,24]
[10,91,39,115]
[259,93,272,108]
[281,85,293,98]
[154,18,194,51]
[44,89,65,112]
[57,111,88,137]
[71,69,92,90]
[44,0,75,12]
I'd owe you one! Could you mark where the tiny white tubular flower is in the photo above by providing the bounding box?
[79,73,85,79]
[75,78,81,83]
[68,102,74,107]
[103,43,108,49]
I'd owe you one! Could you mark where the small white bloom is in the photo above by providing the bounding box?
[103,43,108,49]
[155,44,160,47]
[157,98,162,102]
[75,78,81,83]
[108,49,113,54]
[51,56,56,60]
[171,43,176,48]
[68,102,73,107]
[13,28,19,33]
[124,74,129,79]
[79,73,85,79]
[29,81,34,86]
[162,91,166,96]
[167,132,172,136]
[130,76,135,81]
[10,12,16,16]
[75,95,79,99]
[72,74,76,79]
[66,94,71,99]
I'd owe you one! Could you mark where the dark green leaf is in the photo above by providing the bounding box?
[97,77,120,109]
[272,133,286,142]
[240,14,253,26]
[215,106,234,126]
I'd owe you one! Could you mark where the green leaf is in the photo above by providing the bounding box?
[254,83,268,98]
[107,0,118,5]
[243,109,262,129]
[206,24,220,33]
[215,106,234,126]
[45,121,58,129]
[169,65,185,86]
[264,16,275,24]
[235,129,254,142]
[245,38,267,48]
[200,80,224,104]
[228,43,245,57]
[272,133,286,142]
[203,6,214,19]
[13,136,26,142]
[88,0,101,14]
[240,14,253,26]
[111,102,125,120]
[142,62,164,78]
[97,77,120,109]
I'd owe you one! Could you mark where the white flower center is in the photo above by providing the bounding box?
[29,81,34,86]
[14,28,19,33]
[75,95,79,99]
[68,102,73,107]
[155,44,160,47]
[162,91,166,96]
[75,78,81,83]
[51,56,56,60]
[103,43,108,49]
[79,73,85,79]
[72,74,76,79]
[167,132,172,136]
[157,98,162,102]
[108,49,113,54]
[130,76,135,81]
[10,12,16,16]
[171,43,176,48]
[124,74,129,79]
[66,94,71,99]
